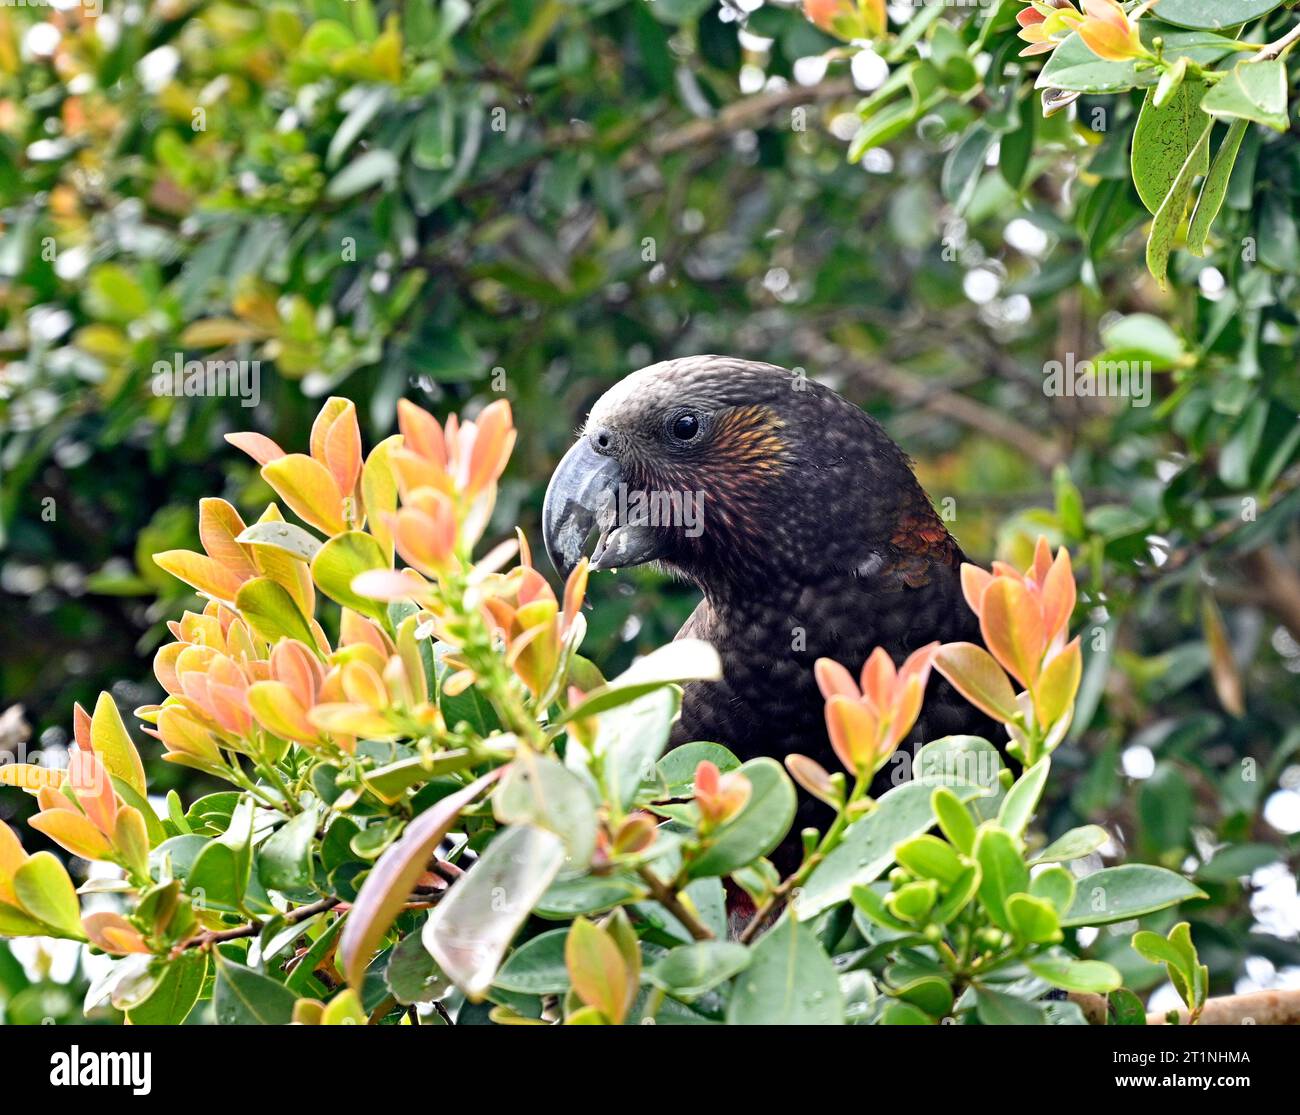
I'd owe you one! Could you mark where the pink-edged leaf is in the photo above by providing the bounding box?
[934,642,1021,723]
[339,770,500,989]
[979,578,1046,687]
[224,431,286,467]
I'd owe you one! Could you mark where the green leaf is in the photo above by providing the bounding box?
[687,757,797,879]
[387,929,449,1005]
[1145,119,1212,289]
[1006,893,1062,944]
[1188,118,1248,254]
[795,778,987,918]
[942,124,996,213]
[1197,842,1280,882]
[424,824,567,1000]
[13,853,84,939]
[361,749,478,803]
[997,758,1050,838]
[312,531,391,622]
[1153,0,1284,31]
[1097,313,1188,370]
[647,941,752,1001]
[974,986,1046,1025]
[494,752,598,871]
[1132,77,1207,214]
[880,1000,936,1025]
[559,639,721,723]
[1030,864,1077,914]
[1201,59,1289,131]
[325,149,399,200]
[258,806,318,894]
[592,687,678,811]
[1062,866,1207,927]
[339,772,496,989]
[236,521,324,562]
[894,834,965,886]
[1027,953,1122,994]
[655,741,740,797]
[1037,26,1239,93]
[974,826,1029,932]
[494,929,571,994]
[1109,987,1149,1025]
[933,863,982,924]
[725,916,844,1025]
[128,952,207,1024]
[213,955,299,1024]
[999,93,1037,190]
[235,577,319,647]
[326,86,389,169]
[1030,824,1109,864]
[931,786,976,854]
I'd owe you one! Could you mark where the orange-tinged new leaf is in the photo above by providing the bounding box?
[225,431,286,467]
[83,912,150,954]
[112,806,151,879]
[397,399,447,470]
[308,702,396,739]
[0,821,29,906]
[73,701,92,752]
[785,753,840,806]
[565,917,632,1025]
[361,435,403,556]
[1040,546,1076,645]
[68,749,116,836]
[960,563,993,615]
[90,691,147,798]
[262,454,346,535]
[198,498,256,580]
[154,549,246,603]
[29,808,114,862]
[1034,638,1082,731]
[313,397,363,501]
[934,642,1021,723]
[814,657,859,701]
[339,771,499,989]
[860,646,897,713]
[979,577,1046,687]
[465,399,516,497]
[0,764,65,792]
[156,706,223,765]
[248,681,317,742]
[824,694,879,774]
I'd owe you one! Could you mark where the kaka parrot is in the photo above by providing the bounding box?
[542,356,998,872]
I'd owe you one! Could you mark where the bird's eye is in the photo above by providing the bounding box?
[670,412,700,442]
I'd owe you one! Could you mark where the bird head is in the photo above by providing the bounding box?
[543,355,936,594]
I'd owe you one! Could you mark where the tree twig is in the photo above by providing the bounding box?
[174,896,341,954]
[636,866,714,941]
[1071,988,1300,1026]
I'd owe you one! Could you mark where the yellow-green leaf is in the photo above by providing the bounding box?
[90,691,147,797]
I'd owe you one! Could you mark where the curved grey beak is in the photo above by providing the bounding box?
[542,437,669,578]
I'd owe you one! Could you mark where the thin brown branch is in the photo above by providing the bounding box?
[789,333,1063,472]
[1253,18,1300,62]
[1241,545,1300,644]
[174,896,341,954]
[631,77,857,163]
[1071,988,1300,1026]
[636,866,714,941]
